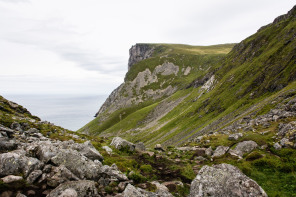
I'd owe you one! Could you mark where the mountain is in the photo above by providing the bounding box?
[79,6,296,148]
[1,5,296,197]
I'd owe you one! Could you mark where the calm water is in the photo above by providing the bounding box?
[3,94,108,131]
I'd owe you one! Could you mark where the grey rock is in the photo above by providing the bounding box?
[58,189,77,197]
[11,122,23,132]
[35,141,59,163]
[273,142,282,150]
[51,149,102,180]
[205,147,213,156]
[0,138,17,152]
[123,184,158,197]
[151,181,173,197]
[189,163,267,197]
[212,146,229,158]
[26,170,42,184]
[110,137,135,152]
[1,175,23,183]
[278,123,293,136]
[230,141,258,157]
[128,44,154,70]
[0,125,15,138]
[47,165,80,187]
[101,164,128,181]
[280,138,291,147]
[102,146,113,154]
[135,142,146,151]
[228,133,243,141]
[0,152,43,177]
[71,141,103,161]
[47,180,99,197]
[16,193,27,197]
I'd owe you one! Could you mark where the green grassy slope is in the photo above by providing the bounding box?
[79,6,296,148]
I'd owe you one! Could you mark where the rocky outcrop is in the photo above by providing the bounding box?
[128,44,155,70]
[189,163,267,197]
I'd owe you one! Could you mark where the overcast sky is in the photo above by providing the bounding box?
[0,0,295,95]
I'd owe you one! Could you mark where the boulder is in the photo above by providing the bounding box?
[47,165,80,187]
[228,133,243,141]
[51,149,102,180]
[110,137,135,152]
[273,142,282,150]
[0,125,15,138]
[212,146,229,158]
[189,163,267,197]
[58,188,77,197]
[47,180,99,197]
[26,170,42,184]
[101,164,128,181]
[10,122,23,132]
[205,147,213,156]
[102,146,113,155]
[151,181,173,197]
[123,184,158,197]
[35,141,59,163]
[229,141,258,157]
[0,152,43,177]
[71,141,104,161]
[135,142,146,151]
[0,138,17,152]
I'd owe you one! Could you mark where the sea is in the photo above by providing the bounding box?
[2,94,108,131]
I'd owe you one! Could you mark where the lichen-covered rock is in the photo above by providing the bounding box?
[229,141,258,157]
[212,146,229,158]
[51,149,102,180]
[58,188,77,197]
[47,180,99,197]
[47,165,80,187]
[101,164,128,181]
[189,163,267,197]
[71,141,104,161]
[110,137,135,152]
[0,152,43,177]
[26,170,42,184]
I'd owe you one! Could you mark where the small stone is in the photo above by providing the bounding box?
[154,144,165,151]
[27,190,36,196]
[1,175,23,183]
[273,142,282,150]
[102,146,113,155]
[26,170,42,184]
[212,146,229,158]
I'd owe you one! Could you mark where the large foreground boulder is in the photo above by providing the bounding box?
[110,137,135,152]
[47,180,99,197]
[189,163,267,197]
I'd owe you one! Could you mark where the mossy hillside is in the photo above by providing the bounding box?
[79,44,234,136]
[82,9,296,148]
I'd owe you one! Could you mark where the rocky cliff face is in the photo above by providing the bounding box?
[128,44,155,70]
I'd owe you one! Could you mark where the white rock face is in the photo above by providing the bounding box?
[95,62,179,118]
[189,163,267,197]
